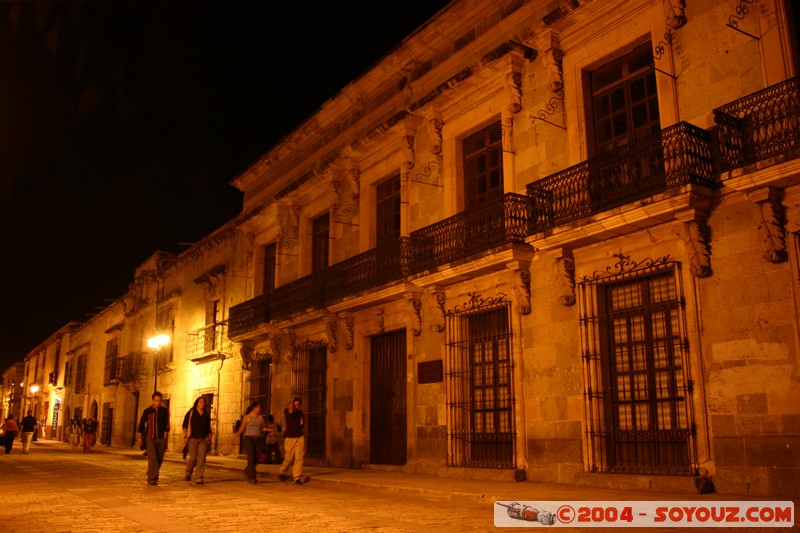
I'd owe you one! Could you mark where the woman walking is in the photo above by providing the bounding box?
[2,415,18,454]
[182,396,212,484]
[232,401,266,484]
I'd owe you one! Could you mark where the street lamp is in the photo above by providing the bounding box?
[147,334,170,394]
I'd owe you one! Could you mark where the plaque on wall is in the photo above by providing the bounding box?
[418,360,443,384]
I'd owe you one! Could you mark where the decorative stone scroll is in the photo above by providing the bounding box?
[666,0,687,30]
[506,71,523,114]
[754,198,788,263]
[348,167,361,200]
[513,269,532,315]
[433,292,446,333]
[277,201,300,249]
[556,254,576,306]
[325,314,338,353]
[428,117,443,155]
[374,307,385,333]
[343,315,355,351]
[407,296,423,336]
[684,221,712,278]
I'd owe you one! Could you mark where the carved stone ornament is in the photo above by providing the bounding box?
[556,255,576,306]
[343,315,355,351]
[546,48,564,93]
[374,308,385,333]
[514,269,532,315]
[408,297,423,336]
[428,118,443,155]
[277,202,300,249]
[403,135,416,171]
[754,198,788,263]
[684,221,712,277]
[282,330,297,361]
[433,292,446,332]
[326,315,338,353]
[330,179,342,218]
[506,71,523,114]
[666,0,687,30]
[348,167,361,200]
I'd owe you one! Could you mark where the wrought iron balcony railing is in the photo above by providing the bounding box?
[115,352,142,384]
[228,294,271,339]
[408,193,532,274]
[103,356,118,386]
[714,76,800,172]
[526,121,715,232]
[325,237,410,304]
[186,323,233,361]
[271,272,325,322]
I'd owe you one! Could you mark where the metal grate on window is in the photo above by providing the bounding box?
[446,293,515,469]
[579,255,697,475]
[247,358,272,415]
[293,341,327,459]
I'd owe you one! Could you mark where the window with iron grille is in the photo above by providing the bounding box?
[446,296,515,468]
[376,174,401,246]
[63,360,72,387]
[311,214,330,274]
[579,257,697,475]
[464,122,503,210]
[263,243,276,295]
[75,354,87,394]
[293,341,327,459]
[248,358,272,413]
[104,338,119,385]
[589,42,659,155]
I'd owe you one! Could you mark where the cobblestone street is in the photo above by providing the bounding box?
[0,443,493,532]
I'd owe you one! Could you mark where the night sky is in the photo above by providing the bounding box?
[0,1,451,368]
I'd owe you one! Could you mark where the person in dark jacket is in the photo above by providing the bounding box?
[2,415,19,454]
[182,396,212,484]
[278,397,309,485]
[137,391,171,485]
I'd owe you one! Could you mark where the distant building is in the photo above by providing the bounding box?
[29,0,800,498]
[2,362,25,421]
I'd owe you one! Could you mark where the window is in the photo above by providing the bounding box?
[293,342,327,458]
[446,299,515,468]
[248,359,272,412]
[580,259,696,475]
[64,360,72,387]
[464,122,503,210]
[376,174,401,246]
[75,354,87,394]
[263,243,276,295]
[311,213,330,273]
[205,299,222,353]
[590,43,660,154]
[156,306,175,365]
[103,338,119,385]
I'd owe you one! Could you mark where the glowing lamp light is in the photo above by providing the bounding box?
[147,334,170,350]
[30,385,39,394]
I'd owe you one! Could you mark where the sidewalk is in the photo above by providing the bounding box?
[40,439,761,505]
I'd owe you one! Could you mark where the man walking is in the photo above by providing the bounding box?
[137,391,170,485]
[278,397,309,485]
[20,411,38,454]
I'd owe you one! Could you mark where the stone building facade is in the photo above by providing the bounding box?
[16,0,800,498]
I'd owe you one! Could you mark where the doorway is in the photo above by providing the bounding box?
[370,329,407,465]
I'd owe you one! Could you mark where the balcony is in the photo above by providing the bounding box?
[408,192,532,274]
[103,356,118,386]
[271,272,325,322]
[115,353,142,384]
[186,323,233,362]
[526,122,715,232]
[714,76,800,173]
[228,294,271,339]
[325,237,409,304]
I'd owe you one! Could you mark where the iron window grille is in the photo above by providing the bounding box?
[75,354,87,394]
[103,338,119,386]
[248,358,273,414]
[446,294,516,469]
[292,341,327,459]
[579,256,697,475]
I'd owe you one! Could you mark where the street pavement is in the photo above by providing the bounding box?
[0,439,794,532]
